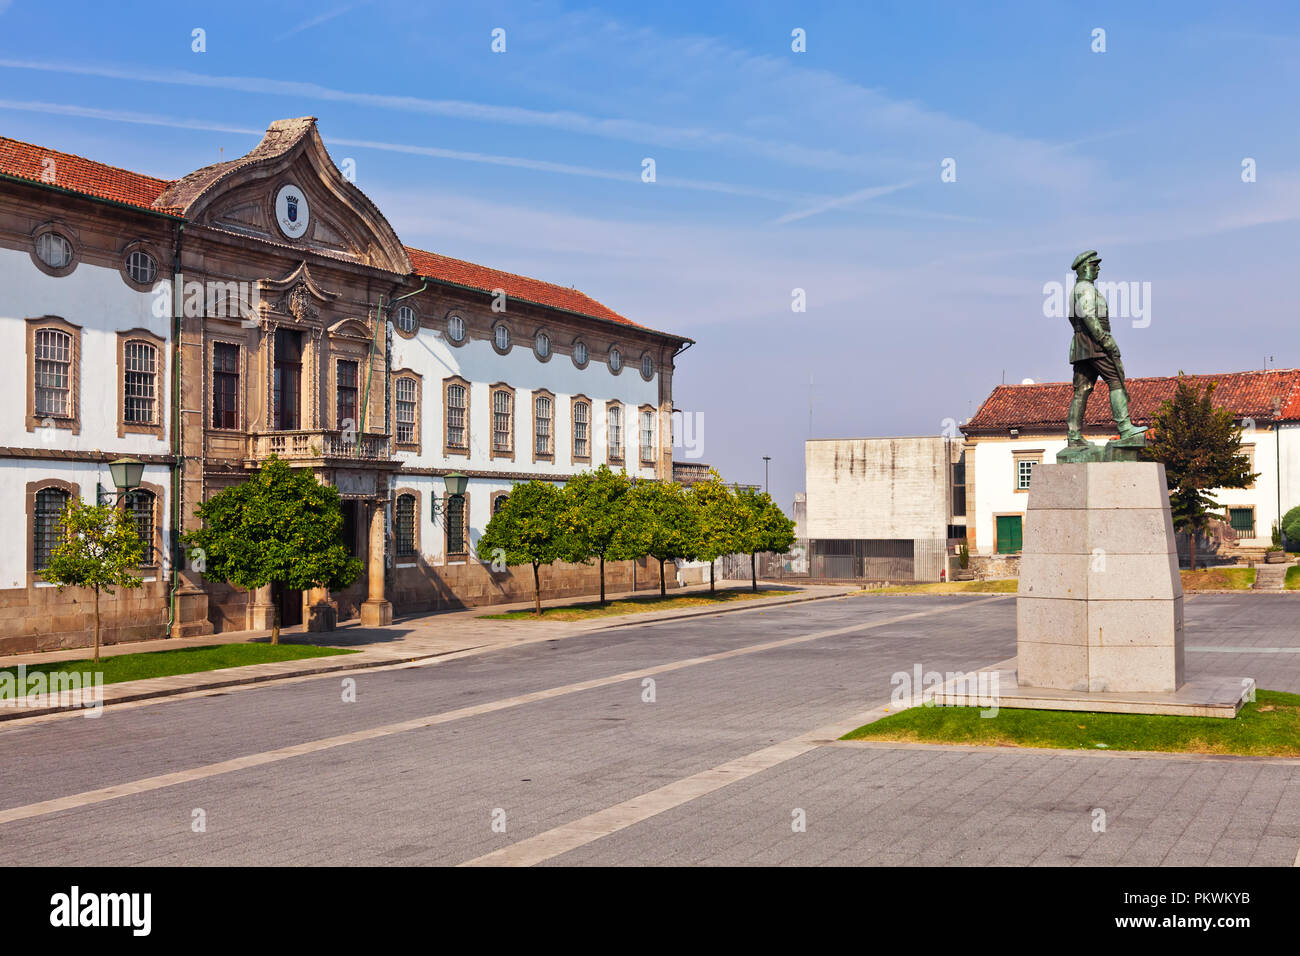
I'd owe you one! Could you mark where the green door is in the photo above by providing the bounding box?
[996,515,1023,554]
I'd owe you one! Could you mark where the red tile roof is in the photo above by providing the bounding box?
[405,245,650,331]
[0,130,678,336]
[0,135,174,212]
[965,369,1300,432]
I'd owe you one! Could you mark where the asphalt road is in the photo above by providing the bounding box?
[0,593,1296,866]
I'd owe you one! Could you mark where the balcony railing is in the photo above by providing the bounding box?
[248,429,391,462]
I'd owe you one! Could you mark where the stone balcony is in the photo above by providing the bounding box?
[246,429,393,466]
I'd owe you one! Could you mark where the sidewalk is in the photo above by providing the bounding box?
[0,582,853,720]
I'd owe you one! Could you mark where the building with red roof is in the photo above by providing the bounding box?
[0,117,691,653]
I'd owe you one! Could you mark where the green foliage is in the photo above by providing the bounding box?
[44,498,146,594]
[687,471,746,563]
[478,480,567,570]
[183,456,362,593]
[624,479,694,565]
[958,542,971,569]
[478,480,568,613]
[734,486,796,557]
[560,465,638,564]
[1145,374,1257,567]
[1282,505,1300,551]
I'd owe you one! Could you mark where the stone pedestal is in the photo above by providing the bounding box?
[249,583,276,631]
[1017,462,1184,694]
[306,586,337,632]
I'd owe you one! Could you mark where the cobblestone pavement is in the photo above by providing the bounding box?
[0,593,1294,866]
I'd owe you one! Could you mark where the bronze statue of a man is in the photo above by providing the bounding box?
[1067,250,1145,446]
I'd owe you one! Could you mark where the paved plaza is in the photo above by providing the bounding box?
[0,593,1296,866]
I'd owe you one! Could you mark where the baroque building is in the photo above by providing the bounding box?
[0,117,691,653]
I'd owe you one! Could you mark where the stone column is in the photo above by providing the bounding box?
[249,583,276,630]
[306,585,336,632]
[360,498,392,626]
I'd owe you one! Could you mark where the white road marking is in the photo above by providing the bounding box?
[0,597,1005,827]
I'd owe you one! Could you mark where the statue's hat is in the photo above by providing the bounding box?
[1071,249,1101,271]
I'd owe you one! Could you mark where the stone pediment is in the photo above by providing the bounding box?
[260,262,338,327]
[158,117,412,275]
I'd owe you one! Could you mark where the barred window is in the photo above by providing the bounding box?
[446,383,467,448]
[126,489,156,564]
[446,494,466,555]
[640,409,655,462]
[123,341,157,424]
[34,329,72,417]
[34,487,69,571]
[608,405,623,460]
[534,395,553,456]
[492,389,512,453]
[395,377,417,445]
[395,493,416,557]
[573,400,590,459]
[212,343,239,429]
[126,250,156,285]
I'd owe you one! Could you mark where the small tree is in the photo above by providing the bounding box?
[688,471,745,594]
[183,456,362,643]
[560,465,636,604]
[478,480,567,615]
[734,486,796,591]
[624,479,695,597]
[1146,374,1257,570]
[1282,505,1300,553]
[44,498,146,663]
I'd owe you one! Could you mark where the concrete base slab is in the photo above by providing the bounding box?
[934,669,1255,718]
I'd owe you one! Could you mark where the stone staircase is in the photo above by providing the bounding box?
[1252,562,1292,590]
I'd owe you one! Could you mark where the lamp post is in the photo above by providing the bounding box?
[430,472,469,519]
[96,457,145,506]
[762,456,771,493]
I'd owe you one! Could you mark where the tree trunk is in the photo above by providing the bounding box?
[710,560,715,595]
[533,562,542,616]
[659,557,666,597]
[751,552,757,591]
[1188,534,1198,573]
[93,585,101,664]
[272,586,281,646]
[599,553,606,605]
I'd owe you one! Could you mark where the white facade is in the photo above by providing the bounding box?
[969,426,1300,554]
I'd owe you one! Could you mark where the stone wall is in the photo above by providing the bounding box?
[0,580,169,655]
[968,553,1020,580]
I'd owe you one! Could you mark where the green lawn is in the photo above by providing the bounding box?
[857,579,1018,596]
[479,588,791,621]
[1286,566,1300,590]
[842,689,1300,757]
[1180,567,1256,590]
[0,643,356,699]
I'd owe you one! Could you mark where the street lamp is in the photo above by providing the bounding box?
[762,456,771,493]
[97,457,145,505]
[430,471,469,519]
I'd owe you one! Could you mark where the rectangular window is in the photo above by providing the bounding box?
[395,377,417,445]
[1016,459,1034,490]
[126,489,155,564]
[640,409,654,462]
[573,401,589,459]
[446,384,467,449]
[34,487,69,571]
[212,343,240,429]
[1228,508,1255,536]
[446,495,466,555]
[123,342,157,424]
[608,406,623,460]
[336,360,358,429]
[34,329,72,417]
[273,329,303,431]
[492,389,512,452]
[535,395,552,456]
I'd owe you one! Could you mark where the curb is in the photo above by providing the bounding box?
[593,587,854,630]
[0,648,478,722]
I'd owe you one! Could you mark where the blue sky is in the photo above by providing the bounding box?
[2,0,1298,507]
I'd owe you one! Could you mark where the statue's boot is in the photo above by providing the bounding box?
[1109,387,1146,441]
[1067,393,1090,445]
